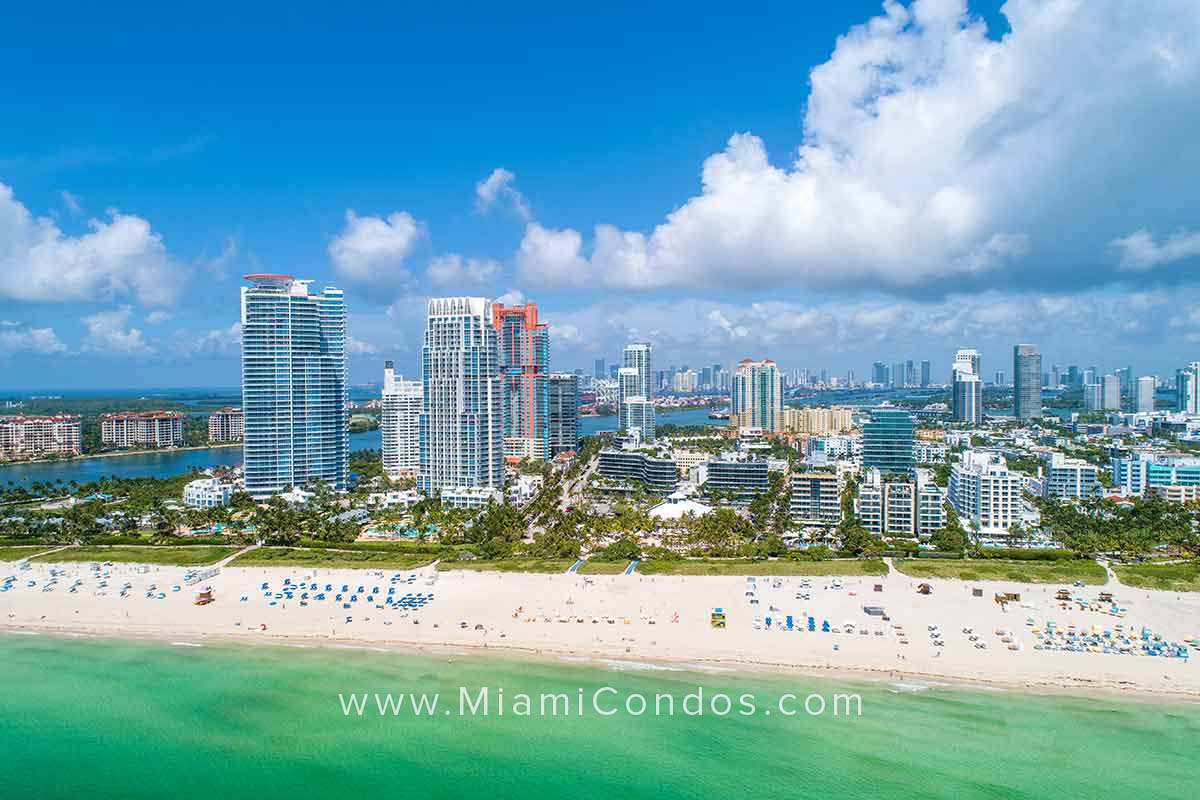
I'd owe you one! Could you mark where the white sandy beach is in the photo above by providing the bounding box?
[2,555,1198,697]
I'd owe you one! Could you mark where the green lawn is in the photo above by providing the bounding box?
[636,558,890,577]
[894,558,1107,585]
[230,547,432,570]
[33,545,241,566]
[297,538,451,556]
[435,557,576,573]
[0,545,47,562]
[574,560,631,575]
[1113,561,1200,592]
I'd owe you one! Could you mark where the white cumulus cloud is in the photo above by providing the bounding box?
[346,336,381,356]
[175,322,242,357]
[706,309,748,339]
[197,236,239,278]
[0,182,185,306]
[476,167,531,221]
[516,223,589,286]
[0,324,68,355]
[426,254,502,287]
[80,306,153,356]
[328,209,424,285]
[1111,228,1200,271]
[513,0,1200,297]
[549,323,582,344]
[493,288,526,307]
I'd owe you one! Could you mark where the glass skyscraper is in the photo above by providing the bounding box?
[240,274,347,497]
[418,297,505,493]
[1178,362,1200,414]
[548,372,580,456]
[731,358,782,432]
[492,302,550,462]
[951,348,982,424]
[381,360,422,480]
[1136,376,1156,413]
[871,361,889,386]
[952,372,982,424]
[1013,344,1043,419]
[618,342,654,442]
[862,408,915,478]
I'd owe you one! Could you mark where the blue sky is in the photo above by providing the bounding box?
[2,0,1198,391]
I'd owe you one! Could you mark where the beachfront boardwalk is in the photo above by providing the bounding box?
[216,545,258,568]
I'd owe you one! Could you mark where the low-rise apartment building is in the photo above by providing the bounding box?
[0,414,82,460]
[704,458,770,500]
[790,471,842,525]
[183,478,235,508]
[101,411,185,448]
[948,450,1024,537]
[207,408,244,442]
[1040,452,1101,499]
[597,448,679,493]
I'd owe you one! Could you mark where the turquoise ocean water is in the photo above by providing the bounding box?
[1,634,1196,799]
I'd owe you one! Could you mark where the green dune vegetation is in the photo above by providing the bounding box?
[893,558,1107,585]
[229,547,432,570]
[0,545,47,562]
[636,558,889,577]
[1113,561,1200,592]
[32,545,240,566]
[435,557,576,573]
[573,560,631,575]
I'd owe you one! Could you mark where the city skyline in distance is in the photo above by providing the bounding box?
[2,1,1200,390]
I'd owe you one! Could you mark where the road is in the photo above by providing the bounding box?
[558,452,600,512]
